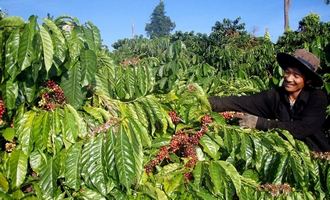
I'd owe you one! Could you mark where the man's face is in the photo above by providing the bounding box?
[283,67,306,93]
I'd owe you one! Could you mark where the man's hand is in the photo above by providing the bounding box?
[234,113,258,128]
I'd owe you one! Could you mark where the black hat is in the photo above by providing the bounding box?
[277,49,323,87]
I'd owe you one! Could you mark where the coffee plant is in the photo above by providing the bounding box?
[0,13,329,200]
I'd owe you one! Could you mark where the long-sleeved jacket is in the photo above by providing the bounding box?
[208,87,330,152]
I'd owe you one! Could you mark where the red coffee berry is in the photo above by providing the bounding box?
[39,80,66,110]
[184,172,193,182]
[201,114,212,125]
[0,98,6,120]
[168,111,181,124]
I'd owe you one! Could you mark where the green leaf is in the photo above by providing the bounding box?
[250,135,265,172]
[2,128,15,142]
[242,169,259,182]
[0,192,13,200]
[223,128,240,155]
[61,62,84,109]
[66,104,87,138]
[16,111,36,155]
[31,62,42,82]
[115,71,127,99]
[8,149,28,189]
[191,184,218,200]
[77,187,106,200]
[0,16,25,27]
[270,153,288,184]
[43,18,66,66]
[132,102,149,132]
[289,152,306,188]
[126,103,151,147]
[155,188,169,200]
[143,96,168,134]
[39,156,60,199]
[63,25,83,59]
[103,129,117,181]
[239,133,253,166]
[115,124,136,191]
[327,167,330,192]
[199,134,220,160]
[83,105,105,123]
[3,80,18,110]
[187,83,211,111]
[163,172,183,196]
[23,80,37,103]
[82,26,96,51]
[29,151,44,174]
[32,111,50,151]
[0,172,9,193]
[64,142,82,190]
[126,121,144,184]
[39,25,54,72]
[5,29,20,79]
[18,16,36,71]
[192,161,203,189]
[81,134,108,195]
[209,161,241,197]
[135,100,156,135]
[0,30,3,66]
[208,161,225,196]
[87,21,101,49]
[81,49,97,86]
[63,106,79,147]
[95,64,116,97]
[125,68,136,99]
[136,65,152,97]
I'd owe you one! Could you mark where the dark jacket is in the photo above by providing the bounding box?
[208,87,330,152]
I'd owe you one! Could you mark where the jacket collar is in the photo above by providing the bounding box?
[281,87,310,106]
[295,88,310,105]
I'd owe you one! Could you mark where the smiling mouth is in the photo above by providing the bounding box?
[283,81,294,86]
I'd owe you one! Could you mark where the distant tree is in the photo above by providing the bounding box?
[112,35,145,50]
[210,17,247,38]
[298,13,321,33]
[277,13,330,52]
[145,0,176,38]
[0,8,8,20]
[209,17,250,46]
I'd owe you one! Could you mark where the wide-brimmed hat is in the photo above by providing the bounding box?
[277,49,323,87]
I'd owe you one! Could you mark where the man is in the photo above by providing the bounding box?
[208,49,330,152]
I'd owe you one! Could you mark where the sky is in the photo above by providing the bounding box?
[1,0,330,49]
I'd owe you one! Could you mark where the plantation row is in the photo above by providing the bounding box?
[0,14,329,199]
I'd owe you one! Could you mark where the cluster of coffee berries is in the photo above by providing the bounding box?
[0,98,5,122]
[168,111,181,125]
[38,80,65,110]
[311,151,330,161]
[145,114,213,181]
[220,111,237,120]
[183,143,198,168]
[145,146,171,173]
[201,114,212,125]
[220,111,244,125]
[258,183,292,197]
[169,130,189,152]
